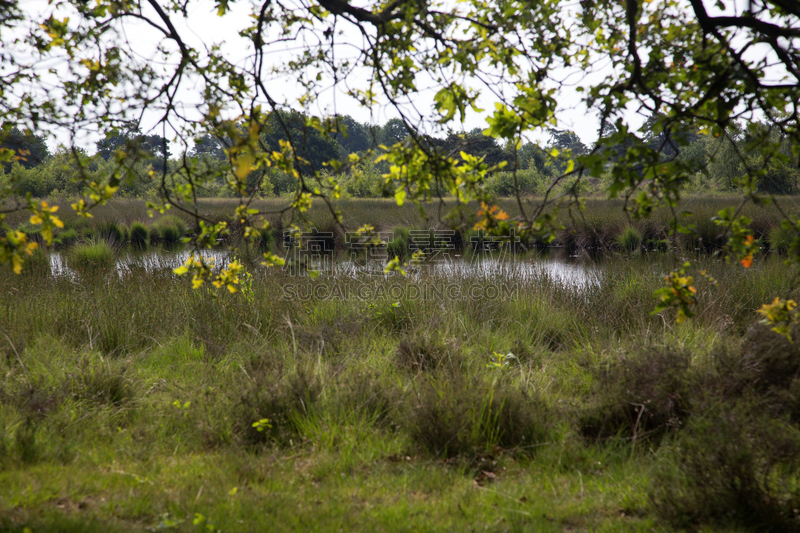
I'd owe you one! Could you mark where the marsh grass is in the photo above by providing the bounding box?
[52,227,79,248]
[152,214,187,246]
[95,221,127,245]
[128,221,148,250]
[66,240,114,272]
[2,241,800,530]
[769,222,797,253]
[615,226,643,253]
[6,196,799,258]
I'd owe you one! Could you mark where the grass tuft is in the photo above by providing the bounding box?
[128,221,149,250]
[395,333,456,372]
[67,240,114,271]
[615,226,643,253]
[153,215,187,246]
[768,222,797,253]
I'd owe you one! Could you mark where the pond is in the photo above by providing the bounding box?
[47,249,602,289]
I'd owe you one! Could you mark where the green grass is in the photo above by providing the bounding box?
[128,221,149,250]
[2,224,800,530]
[66,240,115,271]
[152,214,187,247]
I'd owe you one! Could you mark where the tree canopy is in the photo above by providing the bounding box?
[1,0,800,326]
[0,127,50,170]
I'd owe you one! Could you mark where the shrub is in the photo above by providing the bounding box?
[406,374,548,458]
[714,325,800,423]
[315,220,345,254]
[580,346,694,444]
[484,167,548,197]
[652,402,800,532]
[395,333,454,372]
[739,325,800,392]
[129,221,149,250]
[344,159,384,197]
[235,363,322,447]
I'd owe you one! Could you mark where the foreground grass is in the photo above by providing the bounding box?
[1,438,659,532]
[1,252,799,531]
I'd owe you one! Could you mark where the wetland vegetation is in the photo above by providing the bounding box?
[4,0,800,530]
[3,197,800,531]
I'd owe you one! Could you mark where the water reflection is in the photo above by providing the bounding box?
[49,249,230,278]
[48,249,600,289]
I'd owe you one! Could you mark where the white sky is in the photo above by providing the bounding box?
[12,0,789,155]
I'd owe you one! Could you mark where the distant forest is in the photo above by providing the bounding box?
[2,112,798,199]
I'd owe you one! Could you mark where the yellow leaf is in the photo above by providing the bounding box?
[233,150,255,180]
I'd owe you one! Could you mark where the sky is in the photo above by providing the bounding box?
[15,0,604,154]
[13,0,774,155]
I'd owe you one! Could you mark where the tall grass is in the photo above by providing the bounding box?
[129,221,149,250]
[66,240,114,272]
[615,226,643,253]
[5,196,796,258]
[152,214,187,246]
[2,246,800,531]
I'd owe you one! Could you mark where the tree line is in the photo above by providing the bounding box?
[3,113,798,200]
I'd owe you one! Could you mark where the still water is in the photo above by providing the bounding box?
[48,249,602,289]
